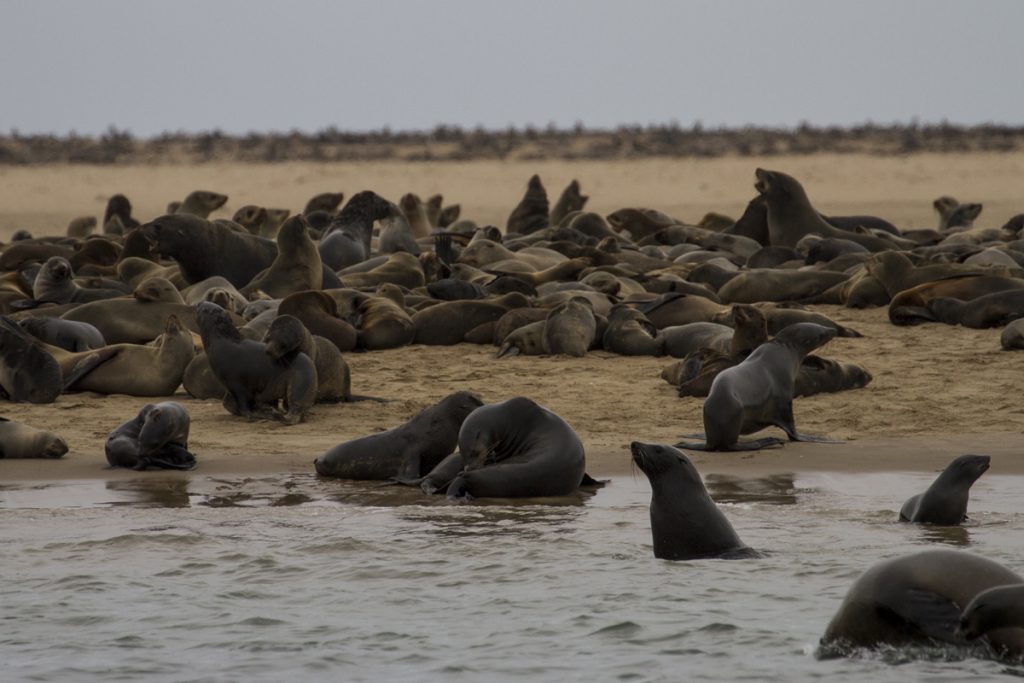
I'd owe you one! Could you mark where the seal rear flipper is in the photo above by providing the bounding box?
[675,437,786,452]
[61,347,122,390]
[889,305,937,326]
[135,445,197,471]
[878,588,964,643]
[579,473,608,489]
[7,299,42,311]
[343,394,388,403]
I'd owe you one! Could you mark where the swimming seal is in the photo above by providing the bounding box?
[195,302,316,424]
[314,391,484,480]
[899,454,990,525]
[0,418,68,458]
[680,322,839,451]
[443,397,587,500]
[820,550,1024,657]
[105,402,196,470]
[630,442,760,560]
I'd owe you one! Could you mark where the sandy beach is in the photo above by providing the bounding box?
[2,153,1023,488]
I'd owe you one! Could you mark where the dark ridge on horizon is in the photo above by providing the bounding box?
[2,121,1022,165]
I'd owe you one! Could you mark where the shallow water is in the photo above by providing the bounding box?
[2,472,1023,682]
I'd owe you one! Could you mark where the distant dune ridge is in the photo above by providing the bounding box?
[1,122,1023,165]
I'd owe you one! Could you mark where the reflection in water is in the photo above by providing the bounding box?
[106,479,192,508]
[916,524,972,547]
[704,473,807,506]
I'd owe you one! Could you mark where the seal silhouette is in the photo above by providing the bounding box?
[631,442,760,560]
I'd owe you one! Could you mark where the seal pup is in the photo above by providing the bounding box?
[899,454,990,525]
[32,256,125,304]
[679,323,839,451]
[630,442,760,560]
[820,550,1024,657]
[958,584,1024,650]
[0,418,68,458]
[444,397,587,500]
[195,302,316,424]
[314,391,484,480]
[18,317,105,351]
[105,402,196,470]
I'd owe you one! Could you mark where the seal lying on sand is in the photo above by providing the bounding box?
[195,302,316,424]
[820,550,1024,658]
[0,316,103,403]
[631,442,760,560]
[679,323,839,451]
[105,402,196,470]
[0,418,68,458]
[899,454,990,525]
[314,391,484,480]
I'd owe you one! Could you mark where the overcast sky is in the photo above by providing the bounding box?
[2,0,1021,137]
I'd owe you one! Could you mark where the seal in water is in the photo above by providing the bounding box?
[313,391,484,480]
[958,584,1024,649]
[630,442,760,560]
[0,418,68,458]
[443,397,587,500]
[195,302,316,424]
[899,454,990,525]
[679,323,839,451]
[820,549,1024,657]
[105,402,196,470]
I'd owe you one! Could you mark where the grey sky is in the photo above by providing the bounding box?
[2,0,1022,136]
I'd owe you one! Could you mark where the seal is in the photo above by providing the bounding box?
[958,584,1024,649]
[442,397,587,500]
[313,391,484,480]
[66,216,97,238]
[754,168,910,251]
[195,302,316,424]
[602,305,663,356]
[61,299,218,345]
[17,317,105,351]
[506,175,550,235]
[679,323,839,451]
[105,402,196,470]
[173,190,228,217]
[142,213,278,288]
[820,549,1024,657]
[61,314,196,397]
[1002,319,1024,350]
[412,292,531,345]
[103,193,140,231]
[543,296,597,357]
[240,214,322,298]
[399,193,432,238]
[927,290,1024,329]
[550,179,588,225]
[497,320,546,357]
[0,316,73,403]
[630,442,760,560]
[32,256,126,304]
[899,454,990,525]
[133,276,185,304]
[318,190,395,270]
[263,314,352,403]
[888,275,1024,325]
[304,192,344,216]
[278,290,358,352]
[0,418,68,458]
[356,290,416,350]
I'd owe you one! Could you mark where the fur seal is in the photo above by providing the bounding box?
[103,193,140,231]
[927,290,1024,329]
[0,418,68,458]
[356,291,416,350]
[240,215,322,298]
[304,192,344,216]
[506,175,550,235]
[755,168,909,251]
[32,257,125,304]
[18,317,105,351]
[196,302,316,424]
[958,585,1024,649]
[630,442,760,560]
[820,550,1024,656]
[399,193,432,238]
[0,316,69,403]
[443,397,587,500]
[105,402,196,470]
[550,180,588,225]
[680,323,838,451]
[133,277,184,304]
[888,276,1024,325]
[899,454,990,525]
[313,391,484,480]
[142,213,278,288]
[543,297,596,357]
[1001,319,1024,350]
[496,320,546,358]
[603,306,663,356]
[263,315,353,403]
[318,191,394,270]
[62,315,195,397]
[412,293,531,345]
[174,190,228,217]
[60,300,217,345]
[278,291,358,352]
[66,216,97,238]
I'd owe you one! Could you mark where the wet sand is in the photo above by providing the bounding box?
[1,154,1023,492]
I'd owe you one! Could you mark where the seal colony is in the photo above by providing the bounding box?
[2,167,1024,665]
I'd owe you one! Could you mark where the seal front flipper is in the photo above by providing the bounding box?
[579,473,608,489]
[61,347,122,390]
[878,588,964,643]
